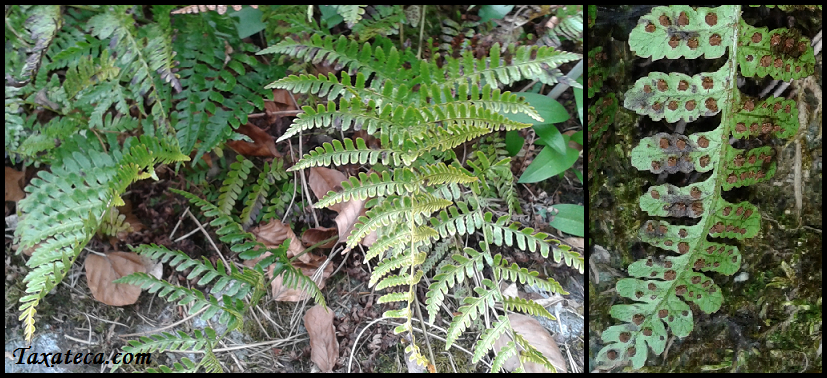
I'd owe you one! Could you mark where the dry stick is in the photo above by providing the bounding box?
[414,296,437,369]
[185,208,231,268]
[119,306,208,338]
[285,90,320,229]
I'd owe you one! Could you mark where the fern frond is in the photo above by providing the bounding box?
[474,315,509,362]
[370,249,426,287]
[115,272,245,328]
[515,333,560,372]
[491,340,517,373]
[123,328,217,355]
[332,5,367,27]
[18,5,62,82]
[241,161,275,229]
[16,136,187,343]
[149,357,199,373]
[445,279,499,346]
[419,83,543,122]
[280,98,395,142]
[376,270,424,291]
[317,169,418,209]
[430,201,484,239]
[425,248,484,323]
[217,155,253,216]
[422,42,582,89]
[281,265,327,307]
[502,296,555,320]
[258,34,416,88]
[288,137,411,171]
[492,254,568,295]
[483,214,585,274]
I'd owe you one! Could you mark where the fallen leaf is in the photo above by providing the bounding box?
[270,253,333,301]
[227,123,282,157]
[5,167,26,202]
[271,88,297,109]
[334,197,366,244]
[303,305,339,372]
[85,251,155,306]
[301,227,338,248]
[308,167,347,213]
[493,313,567,373]
[251,219,307,263]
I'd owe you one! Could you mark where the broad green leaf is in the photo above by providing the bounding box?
[504,130,524,157]
[534,124,566,155]
[231,6,265,39]
[478,5,514,23]
[517,145,578,183]
[549,204,584,237]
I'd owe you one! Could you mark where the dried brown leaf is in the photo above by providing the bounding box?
[301,227,338,248]
[493,313,567,373]
[85,251,154,306]
[334,197,366,244]
[270,253,333,302]
[227,123,281,157]
[303,305,339,372]
[308,167,347,213]
[251,219,307,263]
[5,167,26,202]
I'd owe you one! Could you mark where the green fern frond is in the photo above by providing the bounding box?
[492,254,568,295]
[445,279,499,346]
[483,215,585,274]
[316,169,418,209]
[430,201,484,239]
[419,83,543,122]
[502,296,555,320]
[281,98,395,142]
[288,137,411,171]
[115,272,245,328]
[421,42,582,89]
[18,5,62,82]
[16,136,187,343]
[281,265,327,307]
[123,328,217,355]
[425,248,485,323]
[376,270,424,291]
[474,315,510,362]
[370,250,426,287]
[515,333,560,372]
[241,161,276,229]
[217,155,253,216]
[491,340,518,373]
[149,357,199,373]
[332,5,367,27]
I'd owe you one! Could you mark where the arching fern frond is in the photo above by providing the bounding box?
[502,296,555,320]
[16,135,188,343]
[425,248,484,323]
[288,137,412,171]
[492,254,568,295]
[316,169,418,209]
[445,279,499,346]
[217,155,253,216]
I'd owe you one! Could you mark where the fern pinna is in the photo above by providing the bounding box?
[259,33,583,371]
[595,5,816,370]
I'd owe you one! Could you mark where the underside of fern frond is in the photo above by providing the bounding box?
[595,5,814,370]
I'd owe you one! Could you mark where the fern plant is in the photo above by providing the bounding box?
[259,33,584,372]
[110,184,323,372]
[7,5,286,347]
[594,5,815,370]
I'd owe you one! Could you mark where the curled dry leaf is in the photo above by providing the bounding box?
[493,313,567,373]
[251,219,307,263]
[270,252,333,302]
[308,167,347,213]
[5,166,26,202]
[301,227,338,248]
[303,305,339,372]
[226,123,281,157]
[85,251,156,306]
[334,197,366,245]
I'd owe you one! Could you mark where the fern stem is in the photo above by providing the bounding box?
[416,5,427,59]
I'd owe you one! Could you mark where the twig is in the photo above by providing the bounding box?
[185,209,230,269]
[416,5,427,59]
